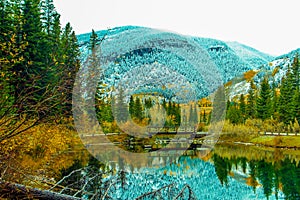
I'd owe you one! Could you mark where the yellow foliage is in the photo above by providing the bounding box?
[0,120,88,188]
[224,81,232,87]
[243,70,257,82]
[272,66,280,77]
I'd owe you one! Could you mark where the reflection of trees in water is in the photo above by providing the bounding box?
[212,153,300,200]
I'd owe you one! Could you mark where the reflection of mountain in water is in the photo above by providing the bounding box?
[103,155,290,200]
[59,144,300,199]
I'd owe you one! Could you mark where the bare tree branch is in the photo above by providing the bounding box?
[49,168,84,191]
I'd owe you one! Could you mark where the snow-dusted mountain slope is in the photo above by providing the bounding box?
[226,48,300,99]
[76,26,275,99]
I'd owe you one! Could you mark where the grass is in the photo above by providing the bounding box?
[251,136,300,148]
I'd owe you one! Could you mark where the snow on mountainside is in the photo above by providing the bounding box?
[226,48,300,100]
[76,26,277,99]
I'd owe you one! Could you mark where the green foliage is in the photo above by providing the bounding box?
[0,0,81,141]
[226,55,299,132]
[239,94,246,122]
[212,154,231,186]
[213,151,300,200]
[246,80,257,118]
[226,102,242,124]
[256,77,272,120]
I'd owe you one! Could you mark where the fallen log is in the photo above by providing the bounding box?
[0,181,81,200]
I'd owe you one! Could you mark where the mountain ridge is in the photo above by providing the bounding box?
[76,26,298,100]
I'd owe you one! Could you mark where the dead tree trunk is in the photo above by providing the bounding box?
[0,181,81,200]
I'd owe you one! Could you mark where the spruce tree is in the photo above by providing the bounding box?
[271,82,279,119]
[239,94,246,123]
[40,0,57,36]
[291,55,299,90]
[60,23,81,116]
[133,97,143,121]
[174,103,181,127]
[292,89,300,123]
[89,29,99,51]
[246,80,256,119]
[129,95,135,117]
[226,102,242,124]
[279,68,294,125]
[257,77,272,120]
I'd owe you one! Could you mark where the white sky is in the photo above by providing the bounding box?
[53,0,300,56]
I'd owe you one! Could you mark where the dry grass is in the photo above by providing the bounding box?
[0,121,88,188]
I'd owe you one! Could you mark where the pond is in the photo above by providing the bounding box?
[78,143,299,200]
[61,142,300,199]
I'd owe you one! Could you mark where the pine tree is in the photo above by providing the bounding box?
[0,1,23,112]
[279,68,294,125]
[246,80,256,119]
[257,77,272,120]
[226,102,242,124]
[133,97,143,121]
[174,103,181,127]
[0,0,12,44]
[60,23,81,116]
[291,55,300,91]
[129,95,135,117]
[89,29,99,51]
[162,98,167,110]
[40,0,57,36]
[271,82,279,119]
[292,89,300,123]
[239,94,246,123]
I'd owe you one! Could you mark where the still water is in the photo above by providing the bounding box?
[99,144,300,200]
[66,144,300,200]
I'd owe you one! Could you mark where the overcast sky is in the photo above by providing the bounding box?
[53,0,300,56]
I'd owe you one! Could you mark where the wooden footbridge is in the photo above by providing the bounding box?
[147,126,208,138]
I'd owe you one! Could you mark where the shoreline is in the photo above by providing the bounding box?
[218,133,300,149]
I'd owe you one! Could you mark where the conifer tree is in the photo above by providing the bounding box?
[291,55,299,90]
[239,94,246,123]
[60,23,81,116]
[129,95,135,117]
[279,68,294,125]
[175,103,181,127]
[271,82,279,119]
[292,89,300,123]
[246,80,256,118]
[257,77,271,120]
[226,102,242,124]
[40,0,57,36]
[133,97,143,121]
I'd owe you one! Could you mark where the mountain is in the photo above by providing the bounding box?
[226,48,300,100]
[76,26,276,100]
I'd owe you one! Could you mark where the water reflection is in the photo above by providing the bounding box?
[212,145,300,200]
[61,144,300,199]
